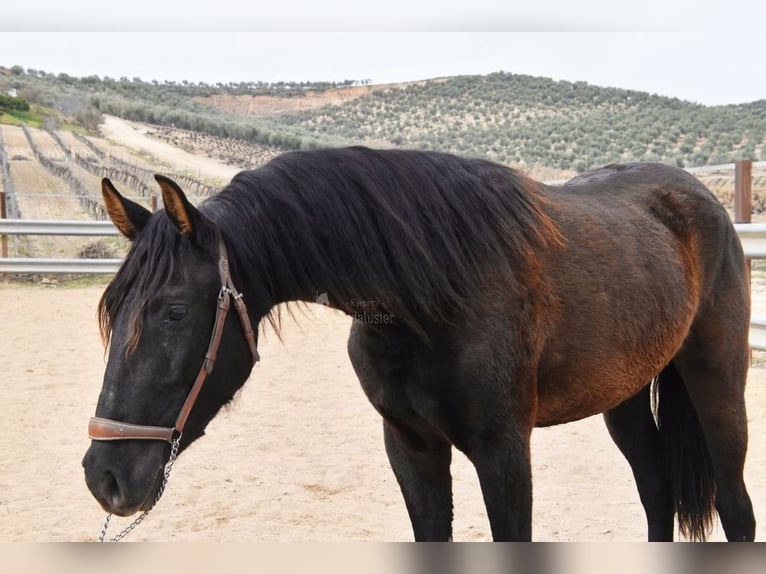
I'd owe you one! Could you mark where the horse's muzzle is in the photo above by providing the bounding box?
[82,442,165,516]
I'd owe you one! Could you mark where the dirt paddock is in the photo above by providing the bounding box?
[0,284,763,542]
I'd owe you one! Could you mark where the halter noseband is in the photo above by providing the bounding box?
[88,237,260,444]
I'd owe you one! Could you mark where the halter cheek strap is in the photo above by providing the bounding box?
[88,237,259,444]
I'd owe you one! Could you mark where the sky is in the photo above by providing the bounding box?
[1,2,765,106]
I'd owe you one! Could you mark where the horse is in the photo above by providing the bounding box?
[82,147,756,541]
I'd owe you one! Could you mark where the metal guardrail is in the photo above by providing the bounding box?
[732,224,766,350]
[3,218,766,351]
[0,219,120,237]
[2,220,766,259]
[10,220,766,271]
[733,223,766,259]
[0,257,122,274]
[0,219,121,274]
[749,314,766,352]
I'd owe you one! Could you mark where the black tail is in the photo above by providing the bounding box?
[653,362,717,541]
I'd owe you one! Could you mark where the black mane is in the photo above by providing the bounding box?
[101,147,561,344]
[203,147,561,336]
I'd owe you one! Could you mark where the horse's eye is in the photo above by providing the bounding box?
[167,304,189,321]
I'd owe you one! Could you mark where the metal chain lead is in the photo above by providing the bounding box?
[97,435,182,542]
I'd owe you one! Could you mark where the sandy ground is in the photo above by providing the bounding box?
[0,285,763,542]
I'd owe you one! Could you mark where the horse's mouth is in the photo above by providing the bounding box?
[104,498,142,518]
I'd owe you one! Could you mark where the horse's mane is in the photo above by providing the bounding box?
[100,147,562,347]
[203,147,561,337]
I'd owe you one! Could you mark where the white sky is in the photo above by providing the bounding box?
[1,2,765,106]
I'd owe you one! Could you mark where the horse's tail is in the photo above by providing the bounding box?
[653,362,717,541]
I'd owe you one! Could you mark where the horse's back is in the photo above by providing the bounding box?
[560,162,724,220]
[554,162,743,289]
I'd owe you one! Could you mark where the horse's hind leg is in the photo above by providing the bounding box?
[661,243,755,541]
[671,324,756,541]
[604,384,675,541]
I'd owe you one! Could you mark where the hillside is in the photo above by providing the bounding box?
[1,67,765,176]
[1,67,766,280]
[266,73,766,172]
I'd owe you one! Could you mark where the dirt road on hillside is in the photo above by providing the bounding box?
[99,116,239,182]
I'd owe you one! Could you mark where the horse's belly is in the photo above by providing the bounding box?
[534,322,689,426]
[534,365,655,427]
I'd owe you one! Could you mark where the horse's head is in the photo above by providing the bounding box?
[82,176,257,517]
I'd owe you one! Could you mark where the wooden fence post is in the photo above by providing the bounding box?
[735,160,753,283]
[735,160,752,225]
[735,160,754,361]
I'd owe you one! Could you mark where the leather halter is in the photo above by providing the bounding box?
[88,237,260,444]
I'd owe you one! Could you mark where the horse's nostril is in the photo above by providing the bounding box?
[85,462,129,514]
[103,470,118,492]
[102,470,125,507]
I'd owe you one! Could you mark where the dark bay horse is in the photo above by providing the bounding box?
[82,147,755,541]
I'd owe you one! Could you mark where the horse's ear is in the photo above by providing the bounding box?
[101,178,152,240]
[155,175,199,238]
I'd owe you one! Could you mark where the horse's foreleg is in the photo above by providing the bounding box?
[466,432,533,541]
[383,420,453,541]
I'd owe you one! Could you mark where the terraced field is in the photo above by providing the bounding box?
[54,130,100,162]
[150,123,282,171]
[0,120,232,264]
[0,125,93,259]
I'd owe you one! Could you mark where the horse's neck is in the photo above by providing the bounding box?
[223,221,333,319]
[238,260,322,321]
